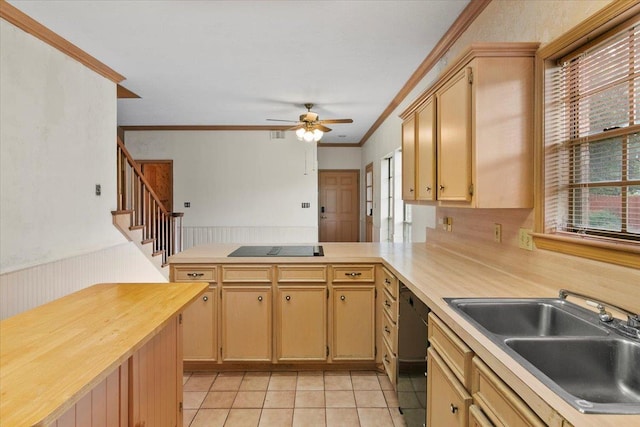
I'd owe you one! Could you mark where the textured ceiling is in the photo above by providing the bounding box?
[8,0,470,144]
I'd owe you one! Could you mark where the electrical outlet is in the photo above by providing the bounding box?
[442,216,452,232]
[494,223,502,243]
[518,228,534,251]
[184,202,191,208]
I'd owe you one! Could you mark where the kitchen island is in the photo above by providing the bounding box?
[0,281,208,426]
[170,242,640,427]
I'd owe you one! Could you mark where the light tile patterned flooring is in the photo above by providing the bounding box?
[183,370,408,427]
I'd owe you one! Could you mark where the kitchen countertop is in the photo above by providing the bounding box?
[0,282,208,426]
[170,242,640,427]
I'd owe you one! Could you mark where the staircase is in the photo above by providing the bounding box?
[112,137,183,278]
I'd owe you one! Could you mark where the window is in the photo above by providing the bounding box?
[544,16,640,251]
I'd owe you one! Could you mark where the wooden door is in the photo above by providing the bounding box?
[437,66,472,202]
[331,286,375,360]
[182,289,216,360]
[365,163,374,242]
[277,286,327,361]
[318,170,360,242]
[138,160,173,212]
[417,97,436,201]
[426,348,472,427]
[401,115,416,201]
[221,287,271,361]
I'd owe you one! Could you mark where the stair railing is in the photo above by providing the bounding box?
[116,137,183,265]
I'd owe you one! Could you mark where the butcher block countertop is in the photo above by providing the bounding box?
[170,242,640,427]
[0,282,208,426]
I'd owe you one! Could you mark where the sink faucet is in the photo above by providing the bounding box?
[559,289,640,340]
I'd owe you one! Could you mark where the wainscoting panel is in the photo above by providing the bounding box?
[183,226,318,250]
[0,242,167,319]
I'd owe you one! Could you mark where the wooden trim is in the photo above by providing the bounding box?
[120,125,291,131]
[532,233,640,269]
[117,84,140,99]
[357,0,492,146]
[0,0,125,83]
[317,142,361,147]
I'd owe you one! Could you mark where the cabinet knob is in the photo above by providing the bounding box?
[384,354,390,363]
[258,296,263,302]
[384,278,391,285]
[384,300,391,308]
[202,296,208,302]
[450,404,458,414]
[340,295,346,301]
[384,326,391,334]
[285,295,291,301]
[409,188,414,192]
[426,186,431,192]
[187,272,204,278]
[439,185,445,191]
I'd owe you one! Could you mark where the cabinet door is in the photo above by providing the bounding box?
[183,289,216,360]
[416,97,436,201]
[427,347,472,427]
[277,286,327,361]
[221,287,271,361]
[437,66,472,202]
[402,115,416,201]
[332,286,375,360]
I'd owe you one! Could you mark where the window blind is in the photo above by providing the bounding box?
[545,19,640,242]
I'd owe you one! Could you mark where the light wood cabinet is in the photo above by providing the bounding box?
[276,286,327,361]
[427,347,472,427]
[221,287,272,361]
[331,285,376,361]
[182,288,217,360]
[402,98,436,202]
[400,43,537,208]
[402,114,416,200]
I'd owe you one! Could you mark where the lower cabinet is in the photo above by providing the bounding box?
[332,285,376,360]
[276,286,327,361]
[221,286,272,361]
[183,288,217,360]
[427,347,472,427]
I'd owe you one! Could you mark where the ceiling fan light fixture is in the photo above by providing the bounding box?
[313,129,324,141]
[303,130,315,142]
[296,128,306,139]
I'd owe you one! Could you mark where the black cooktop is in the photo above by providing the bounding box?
[227,245,324,257]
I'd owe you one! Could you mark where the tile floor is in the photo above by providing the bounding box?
[182,370,409,427]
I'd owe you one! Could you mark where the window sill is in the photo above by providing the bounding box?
[532,232,640,269]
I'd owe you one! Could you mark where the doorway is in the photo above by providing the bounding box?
[137,160,173,212]
[318,170,360,242]
[381,150,410,242]
[365,163,374,242]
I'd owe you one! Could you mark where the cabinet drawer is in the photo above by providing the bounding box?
[381,266,398,298]
[470,404,494,427]
[382,311,397,353]
[382,339,397,387]
[381,289,398,323]
[222,265,272,283]
[277,265,327,283]
[472,357,545,427]
[173,265,217,282]
[428,313,473,389]
[427,347,472,427]
[332,265,375,283]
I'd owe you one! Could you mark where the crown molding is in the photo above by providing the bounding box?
[117,84,140,99]
[0,0,125,83]
[357,0,491,146]
[120,125,291,131]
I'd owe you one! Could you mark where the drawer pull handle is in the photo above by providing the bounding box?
[340,295,346,301]
[187,273,204,278]
[384,279,391,285]
[439,185,445,191]
[346,272,362,277]
[384,354,390,363]
[258,296,263,302]
[285,295,291,301]
[384,326,390,334]
[384,300,391,308]
[202,296,208,302]
[450,404,458,414]
[426,186,432,192]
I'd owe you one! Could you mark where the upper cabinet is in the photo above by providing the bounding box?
[400,43,539,208]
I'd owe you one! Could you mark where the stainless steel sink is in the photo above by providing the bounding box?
[505,337,640,412]
[445,297,640,414]
[450,299,608,337]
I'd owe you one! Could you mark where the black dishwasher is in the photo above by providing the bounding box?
[398,282,430,427]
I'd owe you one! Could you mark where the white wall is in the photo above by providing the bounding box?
[361,0,612,240]
[0,19,166,318]
[0,19,125,273]
[317,146,361,170]
[125,131,318,245]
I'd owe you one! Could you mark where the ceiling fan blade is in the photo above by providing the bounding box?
[288,124,304,131]
[315,124,332,132]
[318,118,353,124]
[266,119,300,123]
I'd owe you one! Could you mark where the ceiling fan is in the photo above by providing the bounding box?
[267,103,353,142]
